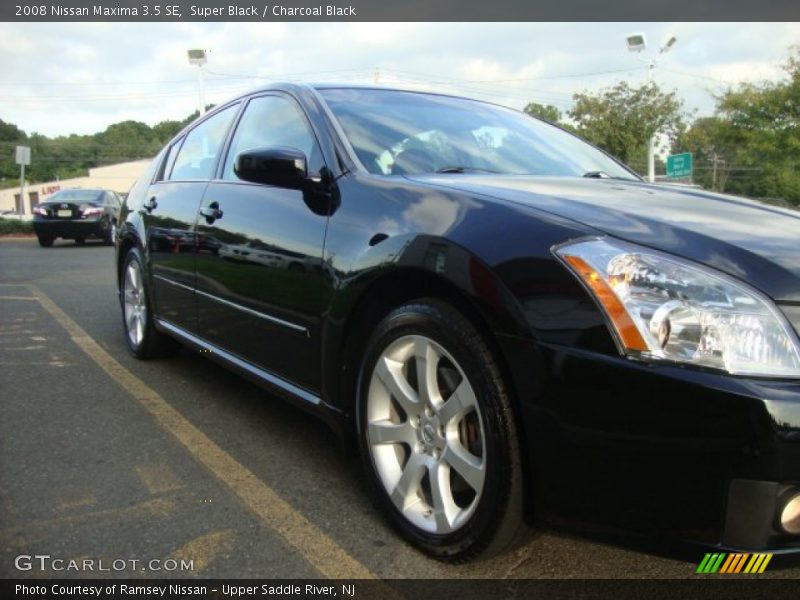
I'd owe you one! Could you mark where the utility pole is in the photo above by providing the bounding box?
[711,152,718,191]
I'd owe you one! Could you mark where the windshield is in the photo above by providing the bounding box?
[319,88,637,180]
[47,190,103,203]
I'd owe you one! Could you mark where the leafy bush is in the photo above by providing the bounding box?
[0,218,34,235]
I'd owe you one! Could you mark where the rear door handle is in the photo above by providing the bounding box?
[143,197,157,212]
[199,202,223,223]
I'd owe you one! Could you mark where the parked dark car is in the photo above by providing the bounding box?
[116,84,800,562]
[33,188,122,247]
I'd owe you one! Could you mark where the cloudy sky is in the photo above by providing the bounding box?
[1,22,798,138]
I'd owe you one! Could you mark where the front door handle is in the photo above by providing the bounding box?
[199,202,223,223]
[143,196,157,212]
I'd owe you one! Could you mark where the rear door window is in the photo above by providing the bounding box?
[170,104,239,181]
[159,139,183,182]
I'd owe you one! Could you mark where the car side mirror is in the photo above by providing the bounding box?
[234,147,308,189]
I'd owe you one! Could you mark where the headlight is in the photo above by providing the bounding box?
[555,238,800,378]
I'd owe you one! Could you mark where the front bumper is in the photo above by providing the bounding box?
[724,479,800,551]
[510,338,800,553]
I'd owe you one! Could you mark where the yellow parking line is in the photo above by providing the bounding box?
[29,284,384,582]
[136,463,183,495]
[166,529,236,573]
[57,494,98,512]
[2,497,177,543]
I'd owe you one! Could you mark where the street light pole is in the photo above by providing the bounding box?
[20,161,25,215]
[187,49,208,116]
[626,34,677,183]
[15,145,30,215]
[197,62,206,116]
[646,58,656,184]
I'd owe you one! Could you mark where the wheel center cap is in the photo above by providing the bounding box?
[421,423,436,444]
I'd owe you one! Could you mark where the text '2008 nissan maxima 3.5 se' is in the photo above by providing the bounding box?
[115,84,800,562]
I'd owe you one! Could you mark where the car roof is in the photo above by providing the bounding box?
[54,188,106,193]
[230,81,515,114]
[230,81,501,104]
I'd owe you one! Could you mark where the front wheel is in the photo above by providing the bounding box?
[103,219,115,246]
[37,235,54,247]
[120,247,179,359]
[358,300,527,562]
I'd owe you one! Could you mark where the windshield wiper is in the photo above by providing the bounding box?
[435,166,500,174]
[582,170,612,178]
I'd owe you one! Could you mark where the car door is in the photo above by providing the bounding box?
[144,103,240,333]
[195,93,330,393]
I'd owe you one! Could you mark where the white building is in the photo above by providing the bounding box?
[0,159,152,217]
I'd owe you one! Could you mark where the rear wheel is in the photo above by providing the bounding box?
[37,235,54,247]
[358,299,527,562]
[121,247,179,359]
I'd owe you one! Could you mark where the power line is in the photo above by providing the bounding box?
[205,66,375,80]
[0,77,198,88]
[659,68,738,86]
[379,66,645,84]
[0,82,251,101]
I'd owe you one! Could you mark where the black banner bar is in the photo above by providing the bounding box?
[3,0,800,22]
[3,579,800,600]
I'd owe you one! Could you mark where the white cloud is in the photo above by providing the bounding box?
[0,22,798,136]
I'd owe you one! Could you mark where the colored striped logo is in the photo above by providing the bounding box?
[696,553,773,574]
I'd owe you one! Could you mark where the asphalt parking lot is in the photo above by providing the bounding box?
[1,236,798,581]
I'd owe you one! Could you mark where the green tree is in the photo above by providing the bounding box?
[0,119,27,184]
[568,81,686,169]
[524,102,563,124]
[681,48,800,203]
[0,107,210,190]
[98,120,160,165]
[674,117,734,192]
[152,119,185,144]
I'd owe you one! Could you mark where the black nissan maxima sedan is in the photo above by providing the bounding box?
[115,84,800,562]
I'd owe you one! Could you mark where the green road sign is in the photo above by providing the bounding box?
[666,152,693,178]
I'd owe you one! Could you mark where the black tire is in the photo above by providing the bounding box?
[357,299,528,562]
[120,247,180,359]
[103,219,115,246]
[75,237,86,246]
[37,235,54,247]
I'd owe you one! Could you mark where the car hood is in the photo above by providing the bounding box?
[408,175,800,302]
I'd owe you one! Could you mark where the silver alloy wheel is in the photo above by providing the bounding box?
[366,334,487,534]
[123,260,147,348]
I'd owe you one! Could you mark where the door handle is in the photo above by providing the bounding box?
[199,202,223,223]
[143,196,157,212]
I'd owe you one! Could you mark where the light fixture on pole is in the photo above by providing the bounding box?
[625,33,647,54]
[625,34,678,183]
[187,48,208,116]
